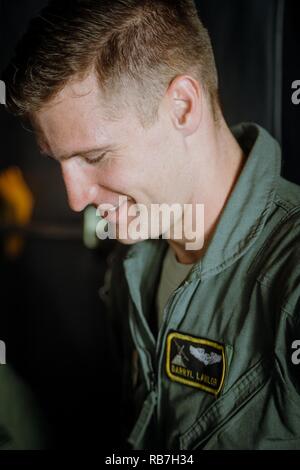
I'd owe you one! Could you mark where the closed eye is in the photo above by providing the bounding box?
[84,153,107,165]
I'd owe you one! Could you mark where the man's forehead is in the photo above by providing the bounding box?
[32,103,120,160]
[33,71,119,130]
[34,91,103,126]
[34,120,121,162]
[30,71,145,160]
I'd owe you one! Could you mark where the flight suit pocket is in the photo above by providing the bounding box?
[179,357,272,450]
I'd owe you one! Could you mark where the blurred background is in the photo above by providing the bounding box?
[0,0,299,450]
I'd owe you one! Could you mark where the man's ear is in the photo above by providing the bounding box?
[167,75,202,136]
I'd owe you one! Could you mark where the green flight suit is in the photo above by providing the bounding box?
[103,122,300,450]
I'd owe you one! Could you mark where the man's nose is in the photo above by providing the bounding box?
[61,159,93,212]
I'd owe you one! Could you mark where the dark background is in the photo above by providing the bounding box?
[0,0,299,449]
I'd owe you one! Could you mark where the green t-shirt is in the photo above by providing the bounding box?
[156,247,194,328]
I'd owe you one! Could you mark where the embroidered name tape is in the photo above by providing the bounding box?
[166,331,226,395]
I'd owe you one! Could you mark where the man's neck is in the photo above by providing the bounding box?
[169,118,246,265]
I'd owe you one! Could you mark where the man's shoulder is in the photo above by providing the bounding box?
[264,175,300,256]
[249,178,300,315]
[274,175,300,213]
[269,175,300,288]
[257,174,300,251]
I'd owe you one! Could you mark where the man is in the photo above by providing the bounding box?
[3,0,300,450]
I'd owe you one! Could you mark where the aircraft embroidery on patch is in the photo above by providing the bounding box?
[189,346,222,366]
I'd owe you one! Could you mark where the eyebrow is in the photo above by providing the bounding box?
[47,145,117,162]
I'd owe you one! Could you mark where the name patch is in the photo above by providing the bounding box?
[166,331,226,395]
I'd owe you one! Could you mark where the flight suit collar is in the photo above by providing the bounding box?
[194,122,281,277]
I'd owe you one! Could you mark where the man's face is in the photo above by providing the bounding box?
[34,72,192,244]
